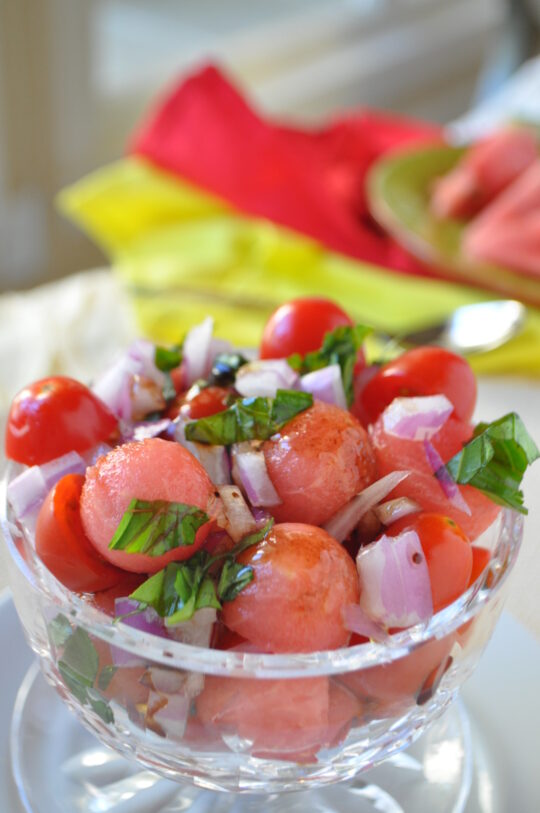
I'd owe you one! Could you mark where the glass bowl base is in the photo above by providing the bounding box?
[11,662,496,813]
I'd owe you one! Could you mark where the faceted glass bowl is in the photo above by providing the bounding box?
[0,472,522,795]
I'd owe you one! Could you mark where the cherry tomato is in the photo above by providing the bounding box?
[260,297,354,359]
[166,385,230,421]
[388,513,472,614]
[36,474,123,592]
[6,377,117,465]
[352,347,477,426]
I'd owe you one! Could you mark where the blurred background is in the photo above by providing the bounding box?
[0,0,538,293]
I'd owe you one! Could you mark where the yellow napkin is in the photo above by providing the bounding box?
[59,158,540,375]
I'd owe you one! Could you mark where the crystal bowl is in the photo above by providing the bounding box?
[0,472,522,795]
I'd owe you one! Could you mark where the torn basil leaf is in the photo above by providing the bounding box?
[155,344,182,372]
[184,389,313,445]
[289,323,371,406]
[128,520,274,623]
[218,560,254,602]
[445,412,539,514]
[109,500,209,557]
[48,613,73,648]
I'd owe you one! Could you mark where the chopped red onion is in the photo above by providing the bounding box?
[182,317,214,386]
[145,667,204,700]
[7,451,86,521]
[323,471,411,543]
[423,439,471,516]
[167,608,217,646]
[300,364,347,410]
[374,497,421,526]
[131,418,172,442]
[113,598,168,666]
[148,691,190,739]
[382,395,453,441]
[92,341,167,422]
[127,339,168,387]
[231,442,281,507]
[235,360,298,398]
[130,375,166,421]
[356,529,434,628]
[342,604,390,643]
[216,485,257,542]
[174,418,231,484]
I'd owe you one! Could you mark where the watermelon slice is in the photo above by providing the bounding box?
[431,126,538,219]
[464,161,540,276]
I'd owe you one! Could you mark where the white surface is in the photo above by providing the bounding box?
[0,589,539,812]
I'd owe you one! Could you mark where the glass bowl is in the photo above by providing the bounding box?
[0,470,522,800]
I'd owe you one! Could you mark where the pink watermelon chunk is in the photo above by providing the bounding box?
[80,438,219,573]
[431,126,538,219]
[464,160,540,276]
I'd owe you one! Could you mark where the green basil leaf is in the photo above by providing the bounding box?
[87,689,115,724]
[445,412,539,514]
[184,390,313,445]
[130,557,220,625]
[291,323,372,406]
[218,560,254,602]
[48,613,73,648]
[155,345,182,372]
[97,665,117,692]
[108,499,209,557]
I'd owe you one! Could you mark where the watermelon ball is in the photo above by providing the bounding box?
[263,401,376,526]
[221,523,360,653]
[80,438,219,573]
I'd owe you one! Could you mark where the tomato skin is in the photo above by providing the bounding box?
[260,297,354,359]
[36,474,123,592]
[388,513,472,613]
[6,377,117,465]
[353,347,477,426]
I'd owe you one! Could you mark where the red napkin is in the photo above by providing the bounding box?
[131,65,442,274]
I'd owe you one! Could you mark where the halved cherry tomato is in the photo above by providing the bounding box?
[36,474,123,592]
[166,385,230,421]
[6,376,117,465]
[388,513,472,613]
[260,297,354,359]
[352,347,476,426]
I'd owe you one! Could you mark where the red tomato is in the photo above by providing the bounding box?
[166,385,230,421]
[259,297,354,359]
[36,474,123,592]
[6,376,117,465]
[388,513,472,613]
[352,347,477,426]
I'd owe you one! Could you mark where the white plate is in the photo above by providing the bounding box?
[1,589,539,812]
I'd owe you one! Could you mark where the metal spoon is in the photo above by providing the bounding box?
[391,299,526,355]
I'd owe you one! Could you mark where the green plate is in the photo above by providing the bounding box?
[368,146,540,308]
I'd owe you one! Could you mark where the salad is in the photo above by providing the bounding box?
[4,296,538,761]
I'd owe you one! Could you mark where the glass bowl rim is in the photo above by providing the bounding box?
[0,473,523,678]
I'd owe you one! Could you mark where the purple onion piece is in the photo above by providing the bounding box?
[423,439,471,516]
[342,604,390,643]
[183,317,214,386]
[300,364,347,410]
[217,485,257,542]
[231,442,281,507]
[235,359,299,398]
[356,529,434,628]
[7,451,87,521]
[382,395,453,441]
[323,471,411,543]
